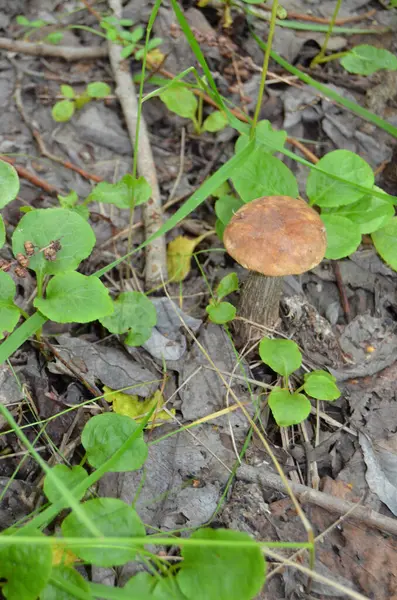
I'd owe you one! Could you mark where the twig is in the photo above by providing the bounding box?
[0,37,108,61]
[168,127,186,202]
[259,4,376,25]
[238,463,397,537]
[0,156,61,195]
[107,0,167,287]
[80,0,103,20]
[332,261,351,322]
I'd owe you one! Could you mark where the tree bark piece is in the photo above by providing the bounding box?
[0,37,108,61]
[107,0,167,287]
[237,272,283,340]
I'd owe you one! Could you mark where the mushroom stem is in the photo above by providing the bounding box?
[237,272,283,341]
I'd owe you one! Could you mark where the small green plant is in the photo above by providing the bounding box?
[100,15,163,61]
[51,82,111,123]
[16,15,64,44]
[339,44,397,75]
[206,272,239,324]
[259,337,341,426]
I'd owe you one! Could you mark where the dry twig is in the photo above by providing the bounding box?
[0,37,107,61]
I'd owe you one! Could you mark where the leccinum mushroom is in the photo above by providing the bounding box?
[223,196,327,340]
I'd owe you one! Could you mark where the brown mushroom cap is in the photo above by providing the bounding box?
[223,196,327,276]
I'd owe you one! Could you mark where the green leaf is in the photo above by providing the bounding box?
[123,573,155,598]
[235,120,287,154]
[202,111,228,133]
[216,273,239,300]
[259,337,302,377]
[119,18,134,26]
[86,81,111,99]
[214,195,244,226]
[43,465,88,504]
[303,370,340,401]
[0,271,21,340]
[0,160,20,208]
[331,187,394,234]
[29,19,47,28]
[147,37,163,51]
[60,85,75,99]
[100,291,157,347]
[34,272,113,324]
[215,219,225,241]
[159,83,198,120]
[231,147,298,202]
[306,150,374,208]
[268,388,311,426]
[0,214,5,249]
[372,217,397,270]
[61,498,145,566]
[45,31,64,45]
[129,176,152,207]
[12,208,96,278]
[57,190,78,209]
[16,15,30,25]
[0,531,52,600]
[341,45,397,76]
[52,100,75,122]
[86,174,150,209]
[321,214,361,259]
[129,25,145,42]
[40,565,91,600]
[81,412,148,472]
[206,301,236,324]
[121,43,136,59]
[177,528,266,600]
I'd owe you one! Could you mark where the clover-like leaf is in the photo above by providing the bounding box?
[332,187,394,234]
[52,100,75,122]
[12,208,96,278]
[216,273,239,300]
[81,413,148,472]
[34,272,113,324]
[43,465,88,504]
[268,388,311,426]
[202,111,228,133]
[159,83,198,120]
[0,160,20,209]
[0,531,52,600]
[259,337,302,377]
[321,214,361,259]
[177,528,266,600]
[61,498,145,566]
[0,271,21,339]
[232,146,298,202]
[86,81,111,98]
[40,565,91,600]
[100,291,157,347]
[340,45,397,76]
[206,301,236,324]
[372,217,397,271]
[0,214,5,249]
[303,370,341,401]
[306,150,374,208]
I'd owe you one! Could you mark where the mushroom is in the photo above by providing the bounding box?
[223,195,327,341]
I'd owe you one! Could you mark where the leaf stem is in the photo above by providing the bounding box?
[311,0,343,67]
[250,0,279,139]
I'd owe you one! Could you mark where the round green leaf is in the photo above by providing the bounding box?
[259,337,302,377]
[0,531,52,600]
[235,120,287,155]
[86,81,111,98]
[202,111,228,133]
[340,45,397,76]
[215,195,244,226]
[100,291,157,346]
[159,83,198,120]
[45,31,63,44]
[34,272,113,324]
[81,413,148,472]
[0,271,21,339]
[40,565,91,600]
[206,301,236,324]
[43,465,88,504]
[0,214,5,249]
[61,498,145,566]
[60,85,75,99]
[52,100,75,122]
[216,272,239,300]
[123,573,155,598]
[12,208,96,278]
[268,388,311,426]
[303,370,340,401]
[306,150,374,208]
[0,160,20,208]
[332,188,394,234]
[177,528,266,600]
[232,147,298,203]
[321,214,361,260]
[372,217,397,270]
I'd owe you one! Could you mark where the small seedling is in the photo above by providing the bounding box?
[259,337,340,426]
[16,14,64,44]
[206,272,238,324]
[100,15,163,62]
[52,81,111,122]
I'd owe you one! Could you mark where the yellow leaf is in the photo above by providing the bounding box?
[52,543,78,566]
[104,386,174,427]
[147,48,165,68]
[197,0,210,5]
[167,233,211,282]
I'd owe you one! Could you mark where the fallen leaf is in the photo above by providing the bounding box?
[359,430,397,516]
[52,544,78,566]
[104,387,174,427]
[167,233,211,282]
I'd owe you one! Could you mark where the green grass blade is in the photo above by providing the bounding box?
[274,21,387,33]
[0,311,46,365]
[252,31,397,139]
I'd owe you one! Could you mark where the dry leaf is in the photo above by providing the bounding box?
[167,233,210,282]
[104,386,174,427]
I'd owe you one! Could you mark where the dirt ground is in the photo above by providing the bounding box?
[1,0,397,598]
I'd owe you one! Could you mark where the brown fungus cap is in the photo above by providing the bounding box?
[223,196,327,277]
